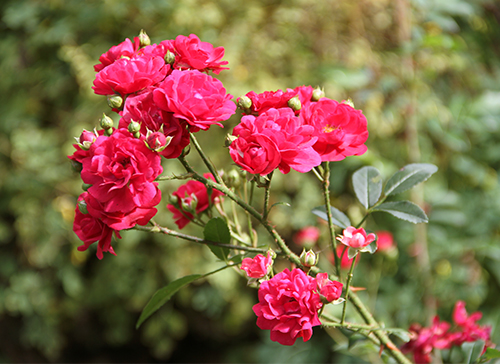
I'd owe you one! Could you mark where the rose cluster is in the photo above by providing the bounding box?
[401,301,494,363]
[70,33,235,258]
[250,267,343,345]
[229,87,369,176]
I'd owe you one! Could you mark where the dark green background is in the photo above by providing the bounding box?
[1,0,500,362]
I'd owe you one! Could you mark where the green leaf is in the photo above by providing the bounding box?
[388,329,412,343]
[384,163,438,197]
[347,247,358,259]
[312,206,351,229]
[462,340,485,364]
[484,347,500,360]
[372,201,428,224]
[352,166,382,209]
[203,217,231,261]
[136,274,202,329]
[365,241,377,255]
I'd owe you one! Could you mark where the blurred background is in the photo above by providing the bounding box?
[1,0,500,362]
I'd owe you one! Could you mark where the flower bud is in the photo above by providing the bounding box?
[71,160,83,173]
[169,194,179,206]
[100,113,114,130]
[312,87,325,101]
[78,199,88,214]
[107,94,123,109]
[287,95,301,111]
[224,169,241,189]
[181,194,198,214]
[76,129,98,150]
[145,131,172,152]
[237,95,252,110]
[82,183,92,191]
[104,127,114,136]
[128,121,141,134]
[164,50,176,66]
[342,98,355,108]
[300,249,318,268]
[138,29,151,47]
[224,134,238,147]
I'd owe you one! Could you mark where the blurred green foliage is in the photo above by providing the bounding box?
[1,0,500,362]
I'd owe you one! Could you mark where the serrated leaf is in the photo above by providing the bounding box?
[352,166,382,209]
[462,340,485,364]
[384,163,438,196]
[484,347,500,359]
[312,206,351,229]
[373,201,428,224]
[136,274,202,329]
[204,217,230,261]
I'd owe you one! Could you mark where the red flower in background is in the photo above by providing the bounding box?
[167,174,224,229]
[253,268,323,345]
[153,69,236,131]
[293,226,320,247]
[375,230,395,252]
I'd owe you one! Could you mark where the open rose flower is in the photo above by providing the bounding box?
[252,268,323,345]
[315,273,343,303]
[238,89,298,115]
[94,37,141,72]
[300,99,368,162]
[240,252,273,279]
[153,69,236,131]
[337,226,376,250]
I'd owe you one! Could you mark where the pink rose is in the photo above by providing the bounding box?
[240,252,273,278]
[252,268,323,345]
[157,34,229,74]
[167,173,224,229]
[315,273,343,303]
[300,99,368,162]
[80,129,163,215]
[293,226,320,246]
[94,37,141,72]
[73,193,121,260]
[153,70,236,131]
[452,301,492,348]
[337,226,376,249]
[239,89,298,115]
[119,88,190,159]
[92,54,169,97]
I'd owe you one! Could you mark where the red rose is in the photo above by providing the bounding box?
[167,173,224,229]
[315,273,343,303]
[300,99,368,162]
[73,193,121,260]
[80,129,163,215]
[252,268,323,345]
[157,34,229,74]
[153,70,236,131]
[94,37,141,72]
[92,54,169,97]
[119,88,190,159]
[240,252,273,279]
[239,89,298,115]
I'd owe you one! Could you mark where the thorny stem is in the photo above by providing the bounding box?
[189,133,224,185]
[176,155,411,364]
[341,252,358,324]
[262,171,273,220]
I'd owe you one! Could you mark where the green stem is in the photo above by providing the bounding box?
[262,171,273,220]
[155,173,193,181]
[341,251,358,324]
[321,162,341,277]
[189,133,224,185]
[134,223,269,254]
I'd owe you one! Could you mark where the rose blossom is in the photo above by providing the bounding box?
[119,88,190,159]
[452,301,493,348]
[157,34,229,74]
[240,252,273,279]
[167,173,224,229]
[293,226,320,246]
[337,226,376,249]
[80,129,163,215]
[92,54,169,97]
[300,98,368,162]
[315,273,343,303]
[153,69,236,131]
[73,192,121,260]
[253,268,323,345]
[238,89,298,115]
[94,37,141,72]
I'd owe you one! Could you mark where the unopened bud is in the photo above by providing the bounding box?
[342,98,355,108]
[312,87,325,101]
[71,160,82,173]
[300,249,318,268]
[287,95,301,111]
[78,199,88,214]
[164,50,176,66]
[225,134,238,147]
[138,29,151,47]
[100,113,114,130]
[145,131,172,152]
[82,183,92,191]
[224,169,241,189]
[169,194,179,206]
[237,95,252,110]
[128,121,141,134]
[76,129,97,150]
[107,94,123,109]
[181,195,198,214]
